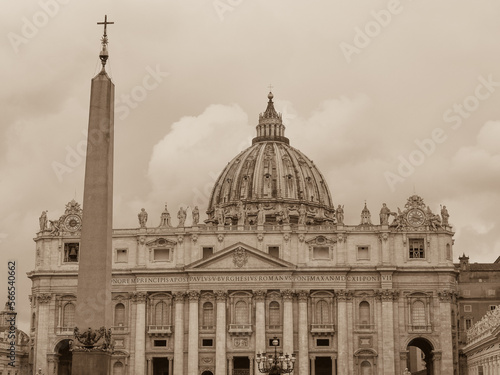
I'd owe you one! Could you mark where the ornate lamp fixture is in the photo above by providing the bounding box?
[256,336,295,374]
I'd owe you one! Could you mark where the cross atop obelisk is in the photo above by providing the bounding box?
[97,14,114,36]
[97,15,114,69]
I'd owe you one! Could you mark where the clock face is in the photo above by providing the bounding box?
[64,214,81,232]
[407,209,425,227]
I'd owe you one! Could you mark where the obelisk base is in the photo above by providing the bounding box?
[72,351,111,375]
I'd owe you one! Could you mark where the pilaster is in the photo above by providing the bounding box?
[281,289,294,356]
[35,293,51,374]
[215,290,227,375]
[254,289,266,366]
[173,291,185,375]
[297,290,309,375]
[438,290,455,375]
[336,290,351,374]
[188,290,200,375]
[133,292,147,375]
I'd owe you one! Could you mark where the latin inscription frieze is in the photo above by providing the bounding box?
[111,274,389,285]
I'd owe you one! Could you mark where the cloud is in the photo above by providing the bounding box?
[450,121,500,193]
[146,103,251,223]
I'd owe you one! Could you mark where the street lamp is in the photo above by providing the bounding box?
[256,336,295,374]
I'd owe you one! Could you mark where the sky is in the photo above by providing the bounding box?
[1,0,499,332]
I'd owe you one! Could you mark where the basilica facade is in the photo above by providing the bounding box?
[29,93,458,375]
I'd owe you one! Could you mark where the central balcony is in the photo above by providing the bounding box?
[148,325,172,336]
[228,324,252,336]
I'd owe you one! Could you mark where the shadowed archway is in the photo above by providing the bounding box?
[407,337,434,375]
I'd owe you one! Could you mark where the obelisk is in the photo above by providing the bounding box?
[72,15,115,375]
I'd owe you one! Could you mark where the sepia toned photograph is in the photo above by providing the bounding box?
[1,1,499,374]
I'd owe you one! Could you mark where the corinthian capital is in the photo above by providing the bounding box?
[37,293,52,304]
[187,290,200,301]
[253,290,267,301]
[296,290,309,301]
[281,289,294,301]
[214,290,228,301]
[335,289,352,301]
[377,289,399,301]
[173,291,186,303]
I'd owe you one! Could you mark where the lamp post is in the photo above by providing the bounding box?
[256,336,295,374]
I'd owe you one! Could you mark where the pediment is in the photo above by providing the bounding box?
[186,242,296,270]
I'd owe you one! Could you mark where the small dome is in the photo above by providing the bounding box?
[206,93,334,226]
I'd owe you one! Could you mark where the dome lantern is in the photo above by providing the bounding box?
[253,92,290,145]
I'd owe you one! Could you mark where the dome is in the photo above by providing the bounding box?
[206,93,335,226]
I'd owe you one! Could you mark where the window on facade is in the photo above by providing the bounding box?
[154,301,169,326]
[487,289,496,296]
[316,339,329,347]
[154,249,170,262]
[478,365,484,375]
[63,303,75,328]
[489,305,497,311]
[64,243,79,262]
[313,246,330,260]
[315,300,329,324]
[446,244,451,260]
[202,247,214,259]
[114,303,125,326]
[268,246,280,258]
[202,339,213,347]
[465,318,472,330]
[409,239,425,259]
[411,301,426,327]
[154,340,167,347]
[357,246,369,260]
[464,305,472,312]
[235,301,248,324]
[463,290,470,296]
[359,301,370,326]
[116,249,127,263]
[203,302,214,326]
[269,301,280,326]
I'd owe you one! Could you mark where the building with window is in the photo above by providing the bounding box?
[456,255,500,374]
[462,304,500,374]
[29,92,459,375]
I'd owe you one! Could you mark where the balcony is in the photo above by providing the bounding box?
[228,324,252,336]
[310,323,335,336]
[148,325,172,336]
[200,325,215,333]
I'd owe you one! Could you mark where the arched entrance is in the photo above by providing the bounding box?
[55,339,72,375]
[201,371,214,375]
[407,337,434,375]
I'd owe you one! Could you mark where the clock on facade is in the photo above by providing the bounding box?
[64,214,82,232]
[406,208,425,227]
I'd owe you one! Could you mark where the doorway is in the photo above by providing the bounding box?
[152,357,169,375]
[315,356,333,375]
[233,356,250,375]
